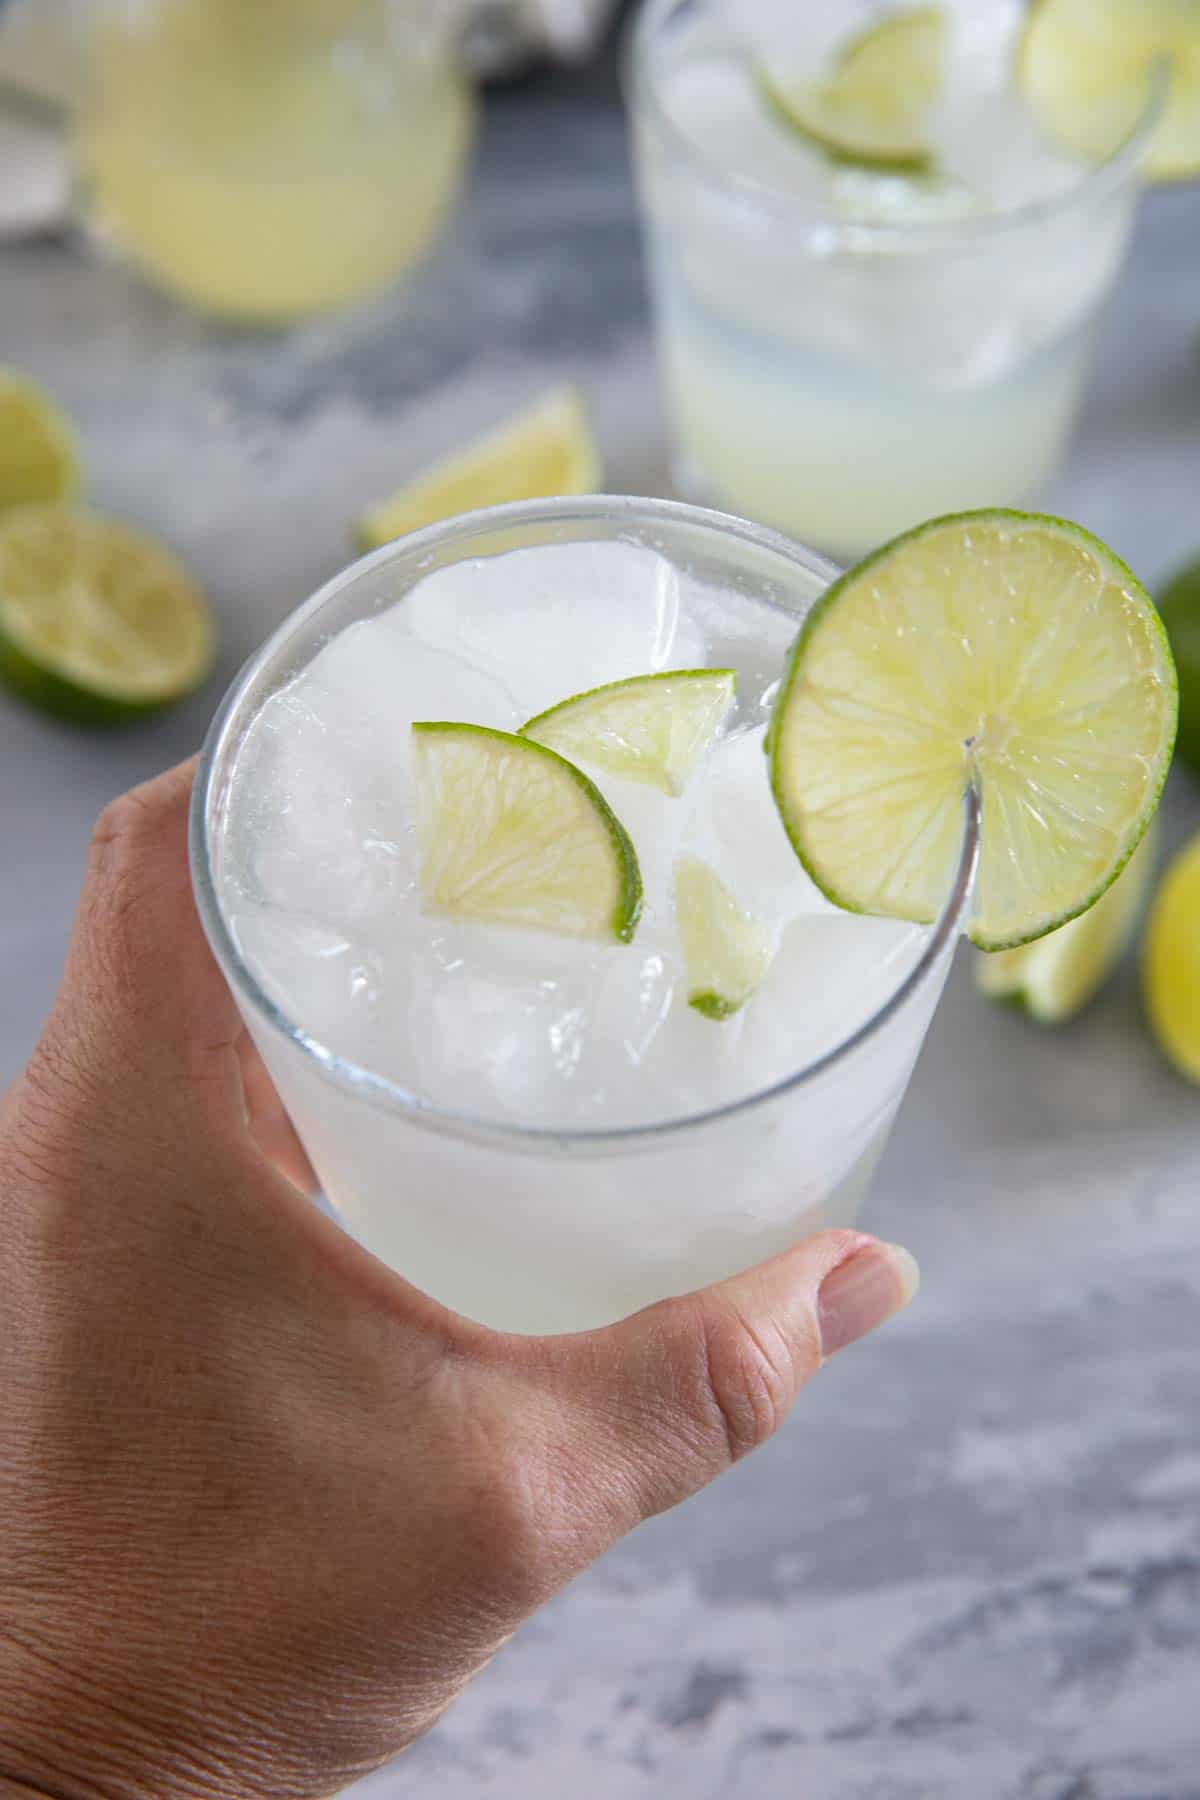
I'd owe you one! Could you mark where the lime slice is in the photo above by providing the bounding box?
[1018,0,1200,182]
[0,368,81,515]
[412,721,642,943]
[675,855,774,1020]
[767,510,1177,953]
[355,386,601,551]
[520,670,735,798]
[1157,555,1200,776]
[761,6,946,171]
[1144,831,1200,1082]
[976,819,1158,1021]
[0,504,215,725]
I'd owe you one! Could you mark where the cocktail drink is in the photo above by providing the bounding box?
[192,499,978,1334]
[628,0,1156,562]
[74,0,473,323]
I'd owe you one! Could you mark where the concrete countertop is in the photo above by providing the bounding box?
[3,44,1200,1800]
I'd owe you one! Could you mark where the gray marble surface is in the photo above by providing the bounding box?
[3,51,1200,1800]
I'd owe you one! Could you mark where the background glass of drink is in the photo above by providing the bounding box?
[628,0,1159,564]
[191,496,979,1336]
[73,0,474,324]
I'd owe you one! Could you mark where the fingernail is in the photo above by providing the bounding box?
[817,1242,920,1358]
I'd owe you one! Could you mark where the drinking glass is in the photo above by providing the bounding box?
[628,0,1158,563]
[72,0,474,323]
[192,496,979,1335]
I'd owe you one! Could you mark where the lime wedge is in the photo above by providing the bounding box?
[412,722,642,943]
[761,6,946,171]
[766,511,1177,953]
[356,387,601,551]
[520,669,735,798]
[1144,831,1200,1083]
[675,856,774,1020]
[1018,0,1200,181]
[1157,555,1200,776]
[0,504,215,725]
[976,819,1158,1021]
[0,368,81,515]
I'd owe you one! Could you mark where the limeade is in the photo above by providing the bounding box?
[213,538,944,1332]
[77,0,472,323]
[632,1,1142,559]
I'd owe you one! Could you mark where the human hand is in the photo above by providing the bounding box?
[0,762,918,1800]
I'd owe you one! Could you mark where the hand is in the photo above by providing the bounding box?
[0,762,918,1800]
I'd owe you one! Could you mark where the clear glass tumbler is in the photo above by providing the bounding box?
[191,496,979,1336]
[72,0,474,324]
[628,0,1157,564]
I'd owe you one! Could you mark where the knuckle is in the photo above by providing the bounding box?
[696,1300,808,1465]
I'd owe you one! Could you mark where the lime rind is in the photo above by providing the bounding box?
[0,367,81,515]
[1017,0,1200,183]
[675,854,775,1021]
[976,818,1159,1021]
[520,669,736,797]
[766,508,1177,953]
[760,5,946,172]
[0,503,214,724]
[355,386,601,552]
[1144,833,1200,1083]
[412,721,643,944]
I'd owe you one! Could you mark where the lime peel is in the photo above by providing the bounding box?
[675,855,775,1020]
[976,820,1159,1021]
[412,721,643,944]
[0,367,81,516]
[767,508,1177,953]
[520,669,735,797]
[761,5,946,172]
[355,386,601,551]
[1144,832,1200,1084]
[0,503,214,725]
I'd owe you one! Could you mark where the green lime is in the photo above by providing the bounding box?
[411,722,642,943]
[0,504,215,725]
[520,669,735,798]
[761,6,946,172]
[674,855,774,1020]
[1144,831,1200,1083]
[0,367,81,515]
[1157,555,1200,775]
[356,387,601,552]
[766,510,1177,952]
[976,820,1158,1020]
[1018,0,1200,182]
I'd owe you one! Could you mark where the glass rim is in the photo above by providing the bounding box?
[624,0,1167,254]
[190,493,981,1156]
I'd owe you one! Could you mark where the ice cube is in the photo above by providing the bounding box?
[403,541,706,719]
[686,724,830,929]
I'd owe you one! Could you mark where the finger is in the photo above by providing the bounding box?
[536,1229,919,1531]
[34,759,247,1137]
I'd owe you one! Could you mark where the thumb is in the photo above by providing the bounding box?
[542,1229,919,1528]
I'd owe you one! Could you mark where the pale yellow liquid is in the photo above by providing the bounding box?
[76,0,473,324]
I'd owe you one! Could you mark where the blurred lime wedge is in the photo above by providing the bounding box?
[976,820,1158,1020]
[767,510,1177,952]
[761,6,946,171]
[0,505,214,724]
[0,368,81,515]
[411,722,642,943]
[1157,554,1200,775]
[1018,0,1200,181]
[1144,831,1200,1082]
[521,669,735,797]
[675,855,774,1020]
[356,387,601,551]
